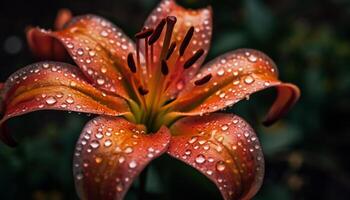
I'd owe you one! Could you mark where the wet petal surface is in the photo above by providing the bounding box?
[0,62,129,146]
[168,113,264,200]
[73,116,170,200]
[169,49,300,125]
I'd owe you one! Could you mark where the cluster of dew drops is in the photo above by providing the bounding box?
[190,50,276,116]
[172,115,264,197]
[73,119,168,194]
[5,62,101,117]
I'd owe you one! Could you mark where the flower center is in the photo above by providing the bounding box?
[125,16,210,132]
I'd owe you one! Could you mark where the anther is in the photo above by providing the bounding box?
[138,86,149,95]
[166,42,176,60]
[161,60,169,75]
[127,53,137,73]
[135,28,154,39]
[194,74,212,86]
[148,18,166,45]
[179,26,194,56]
[183,49,204,69]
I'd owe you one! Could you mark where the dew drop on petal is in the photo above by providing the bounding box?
[97,78,105,85]
[195,154,206,164]
[216,161,226,171]
[76,173,83,180]
[244,75,255,84]
[221,125,229,131]
[104,139,112,147]
[129,160,137,169]
[45,97,57,105]
[90,140,100,149]
[248,54,257,62]
[66,97,74,104]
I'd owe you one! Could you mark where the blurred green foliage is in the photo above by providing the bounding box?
[1,0,350,199]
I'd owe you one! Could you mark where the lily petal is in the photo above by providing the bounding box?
[26,28,68,61]
[30,15,139,99]
[73,116,170,200]
[168,113,264,200]
[0,62,129,146]
[169,49,300,125]
[144,0,212,97]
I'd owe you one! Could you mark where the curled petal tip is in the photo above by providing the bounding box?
[263,83,300,126]
[54,8,73,30]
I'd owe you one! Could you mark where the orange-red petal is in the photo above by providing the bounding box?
[168,113,264,200]
[144,0,212,98]
[73,116,171,200]
[26,28,68,61]
[30,15,140,99]
[54,9,73,30]
[0,62,129,146]
[169,49,300,125]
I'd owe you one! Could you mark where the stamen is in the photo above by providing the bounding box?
[135,28,154,39]
[127,53,137,73]
[148,19,166,45]
[166,42,176,60]
[179,26,194,56]
[194,74,212,86]
[138,86,149,95]
[159,16,177,59]
[161,60,169,75]
[183,49,204,69]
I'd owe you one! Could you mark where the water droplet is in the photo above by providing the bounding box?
[95,157,103,163]
[90,140,100,148]
[216,161,226,171]
[77,48,84,56]
[188,136,198,144]
[221,125,229,131]
[118,156,125,163]
[104,139,112,147]
[96,132,104,139]
[116,183,123,192]
[97,78,105,85]
[100,30,108,37]
[45,96,57,105]
[76,173,83,180]
[244,75,254,84]
[129,160,137,169]
[217,69,225,76]
[89,50,96,57]
[66,97,74,104]
[185,149,191,155]
[124,146,133,154]
[195,154,206,164]
[248,54,257,62]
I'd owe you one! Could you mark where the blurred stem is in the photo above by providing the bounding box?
[139,166,149,200]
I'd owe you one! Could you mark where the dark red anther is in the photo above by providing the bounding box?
[179,26,194,56]
[148,18,166,45]
[166,42,176,60]
[127,53,137,73]
[138,86,149,95]
[161,60,169,75]
[135,28,154,39]
[194,74,212,86]
[183,49,204,69]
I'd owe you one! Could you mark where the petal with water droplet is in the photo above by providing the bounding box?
[30,15,140,99]
[0,62,130,146]
[74,116,170,200]
[169,49,300,125]
[167,113,264,200]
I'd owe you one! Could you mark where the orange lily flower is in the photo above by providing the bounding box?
[0,0,300,200]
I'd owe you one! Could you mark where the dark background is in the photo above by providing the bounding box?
[1,0,350,199]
